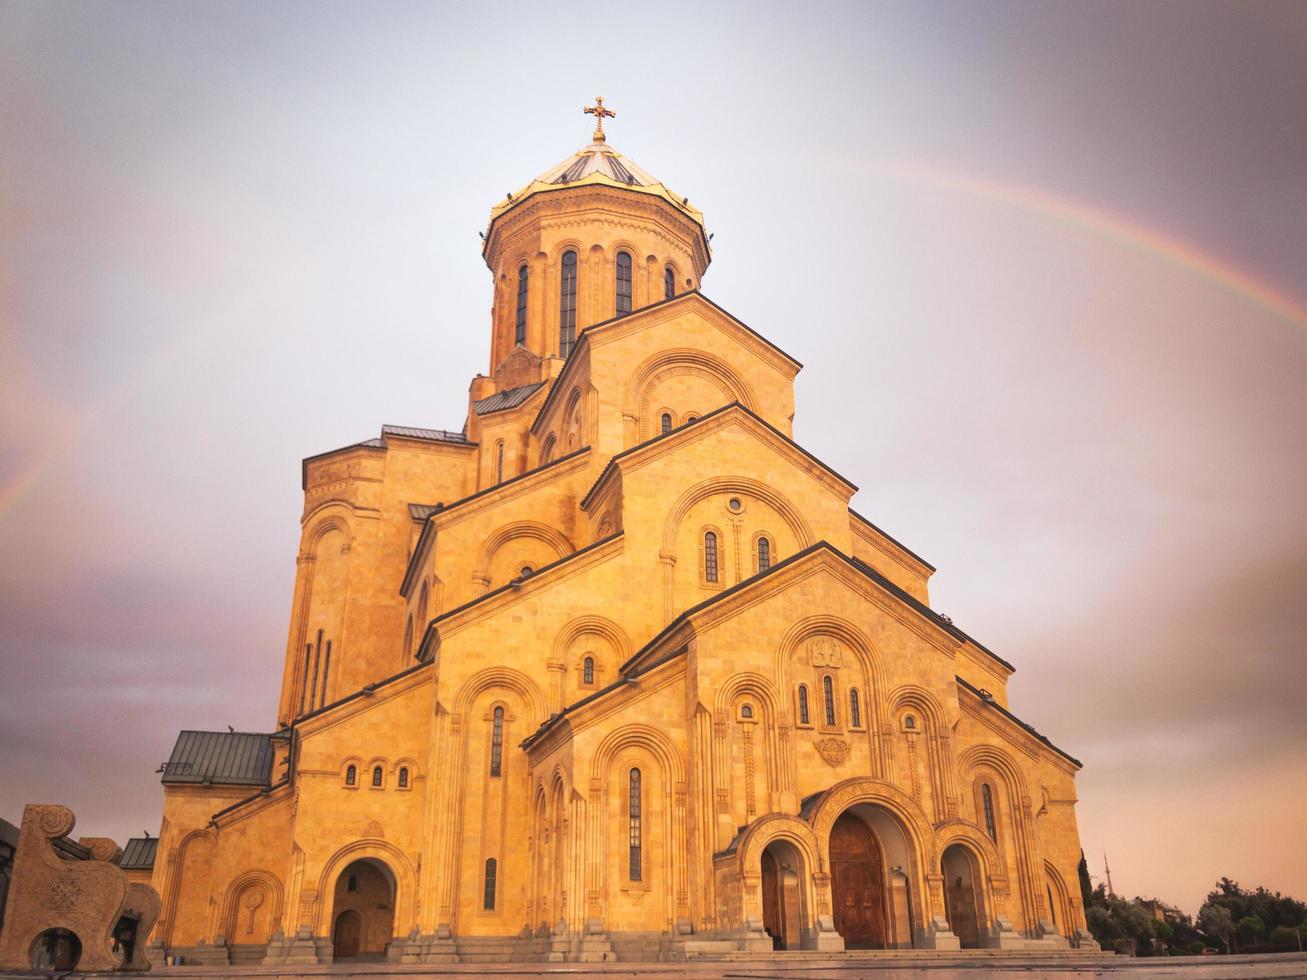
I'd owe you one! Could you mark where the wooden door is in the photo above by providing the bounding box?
[830,813,887,948]
[333,909,361,959]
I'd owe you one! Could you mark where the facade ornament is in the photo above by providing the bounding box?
[808,637,843,668]
[814,737,850,767]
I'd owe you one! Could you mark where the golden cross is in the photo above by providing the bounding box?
[584,97,616,143]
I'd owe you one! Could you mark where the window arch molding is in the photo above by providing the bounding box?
[750,529,777,575]
[698,523,725,588]
[774,617,885,731]
[340,756,364,788]
[484,701,513,778]
[366,757,388,789]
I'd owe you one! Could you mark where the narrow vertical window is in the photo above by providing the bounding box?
[483,858,497,910]
[490,706,504,776]
[319,640,332,707]
[583,657,595,685]
[308,630,323,712]
[1047,886,1058,929]
[664,265,675,300]
[298,643,312,716]
[398,767,409,788]
[615,251,632,317]
[515,264,528,345]
[348,873,358,892]
[345,765,356,786]
[628,768,642,881]
[372,765,383,787]
[704,531,719,582]
[559,250,577,356]
[757,537,771,572]
[981,784,997,842]
[823,675,836,726]
[798,685,810,725]
[660,413,672,435]
[495,441,504,483]
[849,688,861,728]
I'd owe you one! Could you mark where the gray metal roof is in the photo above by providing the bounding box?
[471,382,545,416]
[120,837,158,870]
[381,425,468,443]
[161,731,275,786]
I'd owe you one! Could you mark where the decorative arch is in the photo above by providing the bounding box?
[957,744,1030,801]
[933,820,1003,880]
[551,614,633,665]
[313,839,416,937]
[302,511,352,552]
[806,777,936,865]
[776,616,886,710]
[589,723,686,784]
[734,813,822,877]
[451,666,549,725]
[888,685,946,730]
[713,671,782,722]
[662,476,815,555]
[217,869,284,942]
[473,521,574,585]
[1044,860,1072,937]
[626,347,759,441]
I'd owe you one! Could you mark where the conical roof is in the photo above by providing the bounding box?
[486,140,706,236]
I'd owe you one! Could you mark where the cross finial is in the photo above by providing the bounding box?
[583,97,616,143]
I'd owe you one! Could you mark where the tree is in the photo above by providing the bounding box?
[1199,904,1234,954]
[1078,852,1094,912]
[1237,915,1266,946]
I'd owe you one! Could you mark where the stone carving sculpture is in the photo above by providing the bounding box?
[0,804,161,972]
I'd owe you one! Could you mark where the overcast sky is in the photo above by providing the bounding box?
[2,1,1304,916]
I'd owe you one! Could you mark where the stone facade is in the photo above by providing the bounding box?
[144,128,1099,964]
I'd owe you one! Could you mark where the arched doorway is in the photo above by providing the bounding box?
[760,840,804,950]
[829,812,888,948]
[331,858,395,960]
[941,844,983,948]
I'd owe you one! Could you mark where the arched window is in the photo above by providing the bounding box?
[541,434,556,464]
[372,765,383,787]
[704,531,719,583]
[981,784,997,842]
[1047,885,1058,930]
[490,706,504,777]
[347,873,358,893]
[740,703,754,719]
[664,265,675,300]
[345,764,357,786]
[660,413,672,435]
[849,688,861,728]
[797,685,810,725]
[615,251,632,317]
[757,537,771,573]
[483,858,497,910]
[559,250,577,356]
[403,615,413,658]
[519,565,534,578]
[495,440,504,484]
[822,675,836,726]
[583,656,595,685]
[514,264,528,345]
[905,714,916,730]
[398,767,409,788]
[628,768,642,881]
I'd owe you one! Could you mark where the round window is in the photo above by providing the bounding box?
[728,497,743,513]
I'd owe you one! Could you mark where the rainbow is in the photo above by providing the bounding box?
[880,161,1307,335]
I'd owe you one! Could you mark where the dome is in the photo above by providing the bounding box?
[486,139,706,235]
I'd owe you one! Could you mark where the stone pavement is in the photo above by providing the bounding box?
[5,951,1307,980]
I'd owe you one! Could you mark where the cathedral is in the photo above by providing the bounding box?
[141,102,1099,964]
